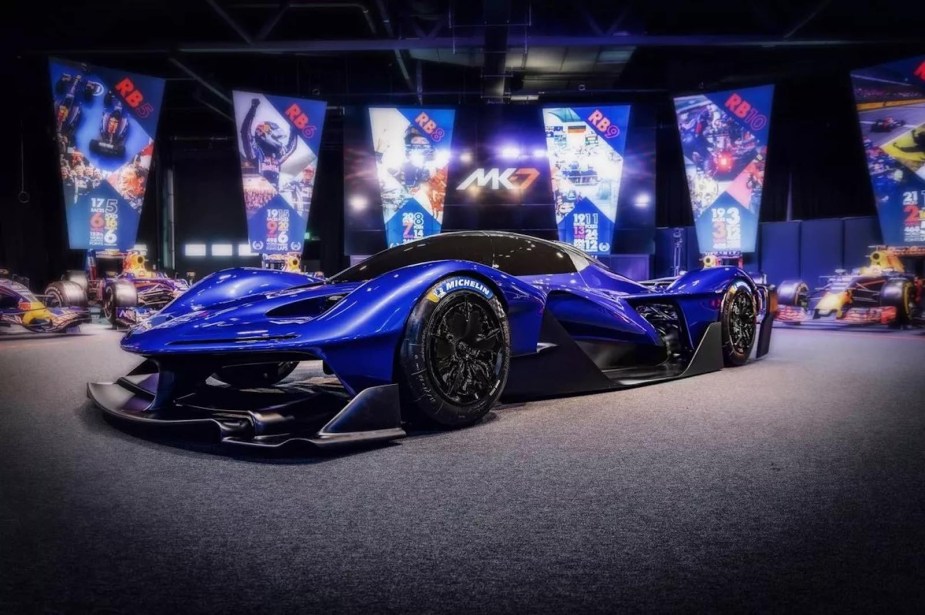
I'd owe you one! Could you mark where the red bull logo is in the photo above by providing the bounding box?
[285,103,317,138]
[586,109,621,138]
[724,92,768,131]
[114,77,154,118]
[414,112,446,142]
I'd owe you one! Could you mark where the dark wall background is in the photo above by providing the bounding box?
[1,56,880,290]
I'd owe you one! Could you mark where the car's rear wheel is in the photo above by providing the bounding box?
[399,278,510,428]
[212,362,299,388]
[721,280,757,367]
[881,278,914,328]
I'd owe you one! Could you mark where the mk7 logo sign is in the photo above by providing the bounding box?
[456,168,540,191]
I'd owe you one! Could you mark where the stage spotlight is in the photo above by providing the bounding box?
[634,193,652,208]
[532,149,547,158]
[349,195,369,211]
[501,146,521,159]
[459,151,473,164]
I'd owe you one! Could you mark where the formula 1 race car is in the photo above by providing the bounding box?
[1,269,90,334]
[54,72,96,143]
[776,248,924,327]
[48,251,190,328]
[88,91,129,158]
[88,231,775,451]
[871,117,907,132]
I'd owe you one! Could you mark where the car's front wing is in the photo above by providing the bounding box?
[88,361,406,450]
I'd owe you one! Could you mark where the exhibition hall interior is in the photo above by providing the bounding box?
[2,0,925,611]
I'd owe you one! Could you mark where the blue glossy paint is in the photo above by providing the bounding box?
[121,232,753,395]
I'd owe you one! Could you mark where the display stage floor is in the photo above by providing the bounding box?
[2,324,924,612]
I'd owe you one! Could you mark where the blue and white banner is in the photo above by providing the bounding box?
[852,56,925,246]
[674,85,774,254]
[369,107,455,247]
[50,58,165,251]
[543,106,630,254]
[233,91,326,254]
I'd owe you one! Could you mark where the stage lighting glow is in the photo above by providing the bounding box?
[349,195,369,211]
[212,243,234,257]
[459,151,473,164]
[532,149,547,158]
[634,193,652,208]
[238,243,255,256]
[434,150,451,167]
[500,146,521,159]
[184,244,207,257]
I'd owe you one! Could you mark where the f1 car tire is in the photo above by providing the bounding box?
[398,277,511,428]
[720,279,757,367]
[881,278,915,327]
[212,362,299,388]
[45,280,87,309]
[776,279,808,325]
[103,281,137,327]
[64,270,89,295]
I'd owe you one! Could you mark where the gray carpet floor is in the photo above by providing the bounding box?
[1,323,924,613]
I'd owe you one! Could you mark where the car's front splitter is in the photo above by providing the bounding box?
[88,366,406,450]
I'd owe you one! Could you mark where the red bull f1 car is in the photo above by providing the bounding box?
[1,269,90,334]
[47,251,190,328]
[777,248,924,327]
[88,232,776,451]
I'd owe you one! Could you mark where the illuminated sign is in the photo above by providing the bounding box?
[851,55,925,246]
[49,58,165,250]
[673,84,774,254]
[369,107,455,247]
[232,90,326,254]
[543,105,631,254]
[456,167,540,191]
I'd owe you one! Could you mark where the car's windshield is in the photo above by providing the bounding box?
[329,234,494,283]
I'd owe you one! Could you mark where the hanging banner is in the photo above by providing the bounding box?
[49,58,165,251]
[543,106,630,254]
[233,91,326,254]
[369,107,455,247]
[851,56,925,246]
[674,85,773,254]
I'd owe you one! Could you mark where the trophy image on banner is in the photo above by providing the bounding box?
[233,91,326,256]
[368,108,454,247]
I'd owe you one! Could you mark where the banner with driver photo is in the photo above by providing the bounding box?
[49,58,165,251]
[368,107,455,247]
[233,90,327,254]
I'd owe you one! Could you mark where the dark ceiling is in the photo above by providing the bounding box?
[5,0,925,139]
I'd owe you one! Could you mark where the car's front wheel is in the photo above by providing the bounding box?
[720,279,758,367]
[399,278,510,428]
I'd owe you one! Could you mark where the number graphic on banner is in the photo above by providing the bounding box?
[91,212,105,229]
[905,204,921,224]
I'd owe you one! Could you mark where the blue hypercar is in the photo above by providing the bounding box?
[89,232,775,449]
